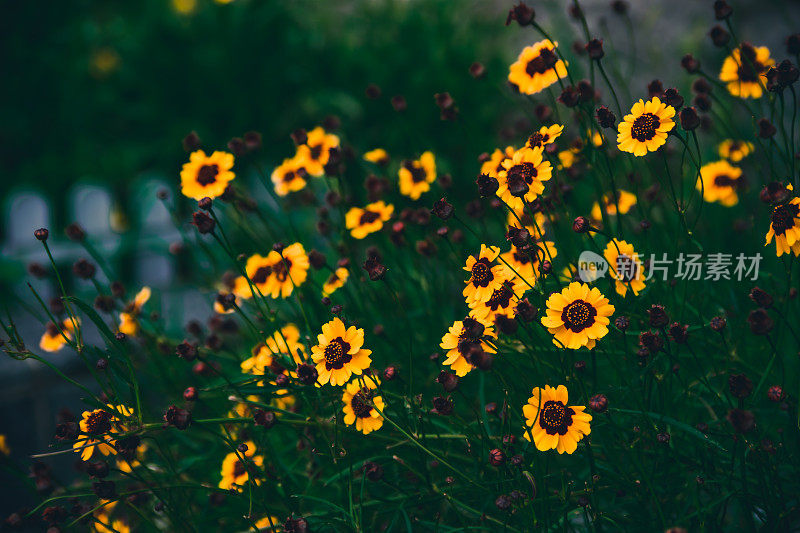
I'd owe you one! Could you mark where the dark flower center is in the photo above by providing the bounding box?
[351,388,375,418]
[527,132,549,148]
[282,170,296,183]
[771,203,800,235]
[525,48,557,76]
[736,48,765,83]
[713,174,737,187]
[403,160,427,183]
[615,255,638,282]
[272,258,293,282]
[561,300,597,332]
[470,259,494,287]
[232,460,246,478]
[324,337,352,370]
[252,266,272,285]
[508,162,537,184]
[310,144,323,160]
[85,410,112,435]
[630,113,660,142]
[486,282,514,311]
[359,210,381,225]
[539,400,575,435]
[197,164,219,186]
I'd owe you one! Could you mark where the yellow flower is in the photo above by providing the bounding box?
[765,197,800,256]
[118,287,151,336]
[363,148,389,165]
[311,317,372,386]
[603,239,646,297]
[469,278,525,324]
[480,146,516,178]
[439,317,497,377]
[508,40,568,95]
[345,201,394,239]
[557,149,576,169]
[95,519,131,533]
[271,151,310,197]
[0,435,10,456]
[718,139,754,162]
[322,267,349,296]
[302,127,340,176]
[180,150,235,200]
[73,404,133,462]
[398,152,436,200]
[590,190,637,221]
[617,97,675,156]
[219,441,263,491]
[171,0,196,15]
[719,44,774,99]
[117,442,147,473]
[499,240,556,288]
[526,124,564,149]
[244,243,310,299]
[496,147,552,212]
[522,385,591,454]
[254,517,282,531]
[463,245,507,305]
[696,160,743,207]
[39,318,78,352]
[241,324,307,378]
[540,282,614,349]
[342,375,385,435]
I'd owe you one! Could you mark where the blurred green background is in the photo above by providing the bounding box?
[0,0,517,233]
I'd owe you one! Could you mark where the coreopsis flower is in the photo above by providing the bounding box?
[243,243,310,298]
[116,441,147,473]
[342,376,385,435]
[469,278,525,323]
[363,148,389,165]
[525,124,564,149]
[541,282,614,349]
[322,267,349,296]
[523,385,592,454]
[95,518,130,533]
[496,147,552,212]
[439,317,497,376]
[0,435,10,456]
[590,190,637,221]
[398,152,436,200]
[118,287,151,336]
[508,40,568,95]
[39,318,78,352]
[180,150,235,200]
[73,405,133,461]
[218,441,264,491]
[718,139,754,162]
[345,201,394,239]
[463,245,507,304]
[499,240,556,287]
[301,126,340,176]
[719,44,774,99]
[557,149,576,169]
[311,317,372,386]
[254,517,282,531]
[603,239,646,297]
[480,146,516,178]
[616,97,675,156]
[765,197,800,256]
[271,152,310,197]
[697,160,743,206]
[241,324,306,378]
